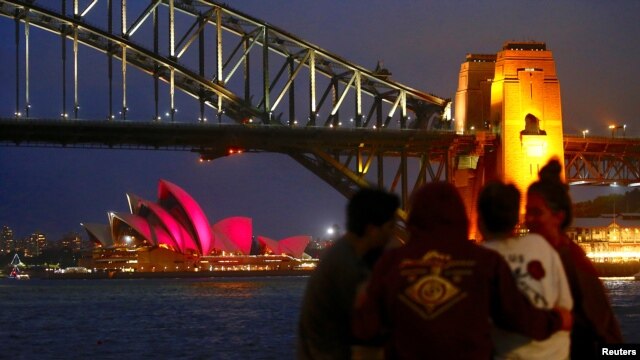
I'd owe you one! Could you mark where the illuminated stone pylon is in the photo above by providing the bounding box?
[455,54,496,135]
[491,41,564,197]
[455,41,565,238]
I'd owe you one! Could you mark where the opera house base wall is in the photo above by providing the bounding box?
[78,246,318,275]
[43,269,314,280]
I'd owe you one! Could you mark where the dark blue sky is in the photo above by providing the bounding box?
[1,0,639,241]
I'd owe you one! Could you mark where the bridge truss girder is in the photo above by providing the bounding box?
[0,0,449,127]
[0,118,486,211]
[0,0,454,210]
[564,136,640,186]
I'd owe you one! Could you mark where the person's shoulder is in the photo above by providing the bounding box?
[520,233,554,250]
[466,240,505,262]
[319,238,351,258]
[521,233,547,243]
[482,238,499,250]
[312,239,352,271]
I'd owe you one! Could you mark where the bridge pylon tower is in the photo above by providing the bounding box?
[456,41,565,239]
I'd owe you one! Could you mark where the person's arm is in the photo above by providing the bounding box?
[489,253,568,340]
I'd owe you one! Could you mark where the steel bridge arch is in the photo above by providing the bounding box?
[0,0,449,124]
[0,0,467,212]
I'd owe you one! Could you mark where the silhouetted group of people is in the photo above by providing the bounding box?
[297,158,622,359]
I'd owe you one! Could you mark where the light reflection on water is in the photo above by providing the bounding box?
[1,276,638,359]
[603,278,640,343]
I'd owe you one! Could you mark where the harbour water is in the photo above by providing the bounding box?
[1,276,638,359]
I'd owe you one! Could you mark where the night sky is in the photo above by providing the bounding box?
[1,0,639,242]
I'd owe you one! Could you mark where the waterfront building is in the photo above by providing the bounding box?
[60,232,83,252]
[17,231,47,257]
[80,180,313,273]
[1,225,13,254]
[567,213,640,261]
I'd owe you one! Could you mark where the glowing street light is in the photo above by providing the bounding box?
[326,224,341,240]
[609,124,627,138]
[582,129,589,138]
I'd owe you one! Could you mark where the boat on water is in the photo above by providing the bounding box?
[8,267,30,280]
[6,253,30,280]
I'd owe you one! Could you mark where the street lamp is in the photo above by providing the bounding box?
[326,224,341,240]
[582,129,589,138]
[609,124,627,138]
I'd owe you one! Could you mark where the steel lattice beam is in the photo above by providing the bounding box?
[0,0,458,210]
[564,135,640,186]
[0,118,488,208]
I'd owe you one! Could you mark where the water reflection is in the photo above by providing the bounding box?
[603,278,640,343]
[189,279,263,298]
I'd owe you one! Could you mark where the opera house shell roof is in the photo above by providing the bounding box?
[82,180,311,258]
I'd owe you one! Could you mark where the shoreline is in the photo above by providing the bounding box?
[18,269,313,280]
[9,262,640,280]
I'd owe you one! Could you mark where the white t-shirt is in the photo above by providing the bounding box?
[484,233,573,360]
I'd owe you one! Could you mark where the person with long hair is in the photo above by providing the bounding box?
[526,159,623,358]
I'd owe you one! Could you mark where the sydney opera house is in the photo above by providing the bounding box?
[79,180,315,273]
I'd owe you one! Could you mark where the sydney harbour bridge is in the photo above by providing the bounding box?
[1,0,639,215]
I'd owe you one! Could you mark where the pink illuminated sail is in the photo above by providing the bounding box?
[257,236,280,254]
[212,217,253,255]
[257,235,310,258]
[279,235,311,258]
[138,199,192,253]
[158,180,212,255]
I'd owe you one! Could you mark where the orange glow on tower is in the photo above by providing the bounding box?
[455,54,496,134]
[455,41,565,239]
[491,41,565,206]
